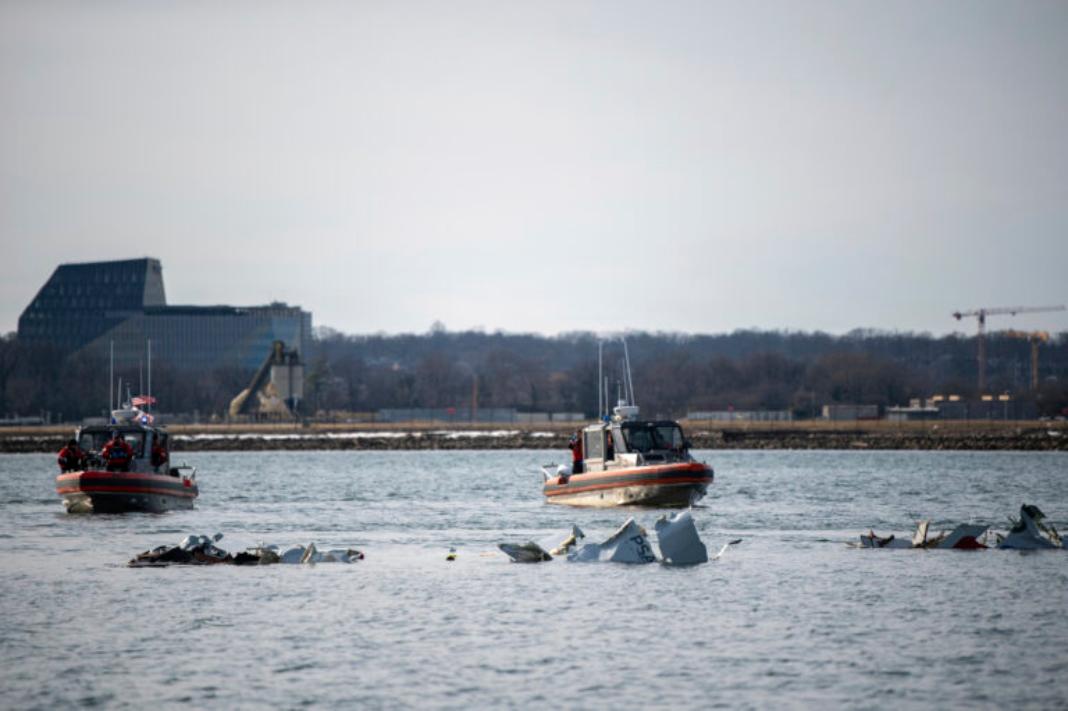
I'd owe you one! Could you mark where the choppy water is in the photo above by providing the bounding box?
[1,449,1067,709]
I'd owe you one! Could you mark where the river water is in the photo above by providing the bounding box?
[1,450,1066,709]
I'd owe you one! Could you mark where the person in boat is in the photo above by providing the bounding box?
[568,432,584,474]
[102,432,135,472]
[605,430,615,462]
[151,440,169,470]
[57,439,85,472]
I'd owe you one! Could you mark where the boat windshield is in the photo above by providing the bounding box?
[79,430,145,456]
[620,423,685,453]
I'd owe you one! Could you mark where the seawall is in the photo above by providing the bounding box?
[2,422,1066,452]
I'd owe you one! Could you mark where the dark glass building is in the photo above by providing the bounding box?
[18,258,312,371]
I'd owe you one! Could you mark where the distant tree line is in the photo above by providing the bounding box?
[2,328,1067,422]
[303,328,1068,418]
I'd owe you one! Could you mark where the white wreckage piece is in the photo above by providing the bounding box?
[568,518,658,564]
[854,520,989,550]
[932,523,989,550]
[550,525,585,555]
[276,542,365,564]
[654,510,708,565]
[998,504,1065,550]
[498,526,584,563]
[499,516,726,566]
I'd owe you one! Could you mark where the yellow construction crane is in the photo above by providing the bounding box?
[1002,330,1051,392]
[951,305,1065,393]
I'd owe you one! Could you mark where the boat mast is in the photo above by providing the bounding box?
[147,339,152,414]
[598,340,604,419]
[621,337,636,406]
[109,340,114,414]
[598,336,639,417]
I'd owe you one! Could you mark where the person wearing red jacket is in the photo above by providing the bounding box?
[57,439,85,472]
[151,441,168,470]
[568,431,584,474]
[102,433,135,472]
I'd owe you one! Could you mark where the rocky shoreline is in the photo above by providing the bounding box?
[2,424,1065,453]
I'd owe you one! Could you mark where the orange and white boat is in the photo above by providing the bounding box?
[543,339,713,508]
[56,407,198,514]
[543,406,713,507]
[543,340,713,508]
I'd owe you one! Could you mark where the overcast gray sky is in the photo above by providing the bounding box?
[2,1,1066,337]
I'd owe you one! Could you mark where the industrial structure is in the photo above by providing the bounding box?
[951,304,1065,393]
[18,258,312,372]
[1002,330,1051,392]
[229,341,305,419]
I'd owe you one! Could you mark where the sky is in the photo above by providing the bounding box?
[2,1,1067,337]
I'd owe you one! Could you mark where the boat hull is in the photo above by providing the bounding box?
[543,462,712,508]
[56,470,198,514]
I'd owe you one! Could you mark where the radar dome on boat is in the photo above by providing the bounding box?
[111,409,140,423]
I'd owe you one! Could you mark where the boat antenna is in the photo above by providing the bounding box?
[621,336,636,406]
[147,339,152,414]
[598,340,604,419]
[603,376,609,418]
[109,340,114,414]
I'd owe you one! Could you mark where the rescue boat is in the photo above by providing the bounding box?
[56,408,198,514]
[542,405,713,508]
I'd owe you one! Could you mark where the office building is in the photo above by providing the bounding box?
[18,258,312,371]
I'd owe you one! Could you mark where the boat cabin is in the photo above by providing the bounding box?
[76,416,172,475]
[578,406,692,473]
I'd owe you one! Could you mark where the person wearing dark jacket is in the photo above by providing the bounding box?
[57,439,85,472]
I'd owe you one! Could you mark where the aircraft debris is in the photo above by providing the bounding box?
[549,526,585,556]
[499,514,725,565]
[851,504,1068,551]
[498,541,553,563]
[128,535,363,567]
[654,510,708,565]
[568,518,658,564]
[998,504,1064,550]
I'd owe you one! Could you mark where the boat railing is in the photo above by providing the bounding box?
[171,465,197,481]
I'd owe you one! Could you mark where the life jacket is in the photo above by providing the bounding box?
[58,446,82,470]
[105,441,132,463]
[569,437,583,463]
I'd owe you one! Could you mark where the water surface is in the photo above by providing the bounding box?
[1,450,1066,709]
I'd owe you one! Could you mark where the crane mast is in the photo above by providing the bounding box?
[952,305,1065,393]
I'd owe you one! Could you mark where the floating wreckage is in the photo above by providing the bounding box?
[568,518,658,564]
[498,541,553,563]
[997,504,1064,550]
[129,534,364,567]
[551,525,585,555]
[497,525,585,563]
[654,510,708,565]
[498,511,733,566]
[853,504,1066,551]
[856,521,989,550]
